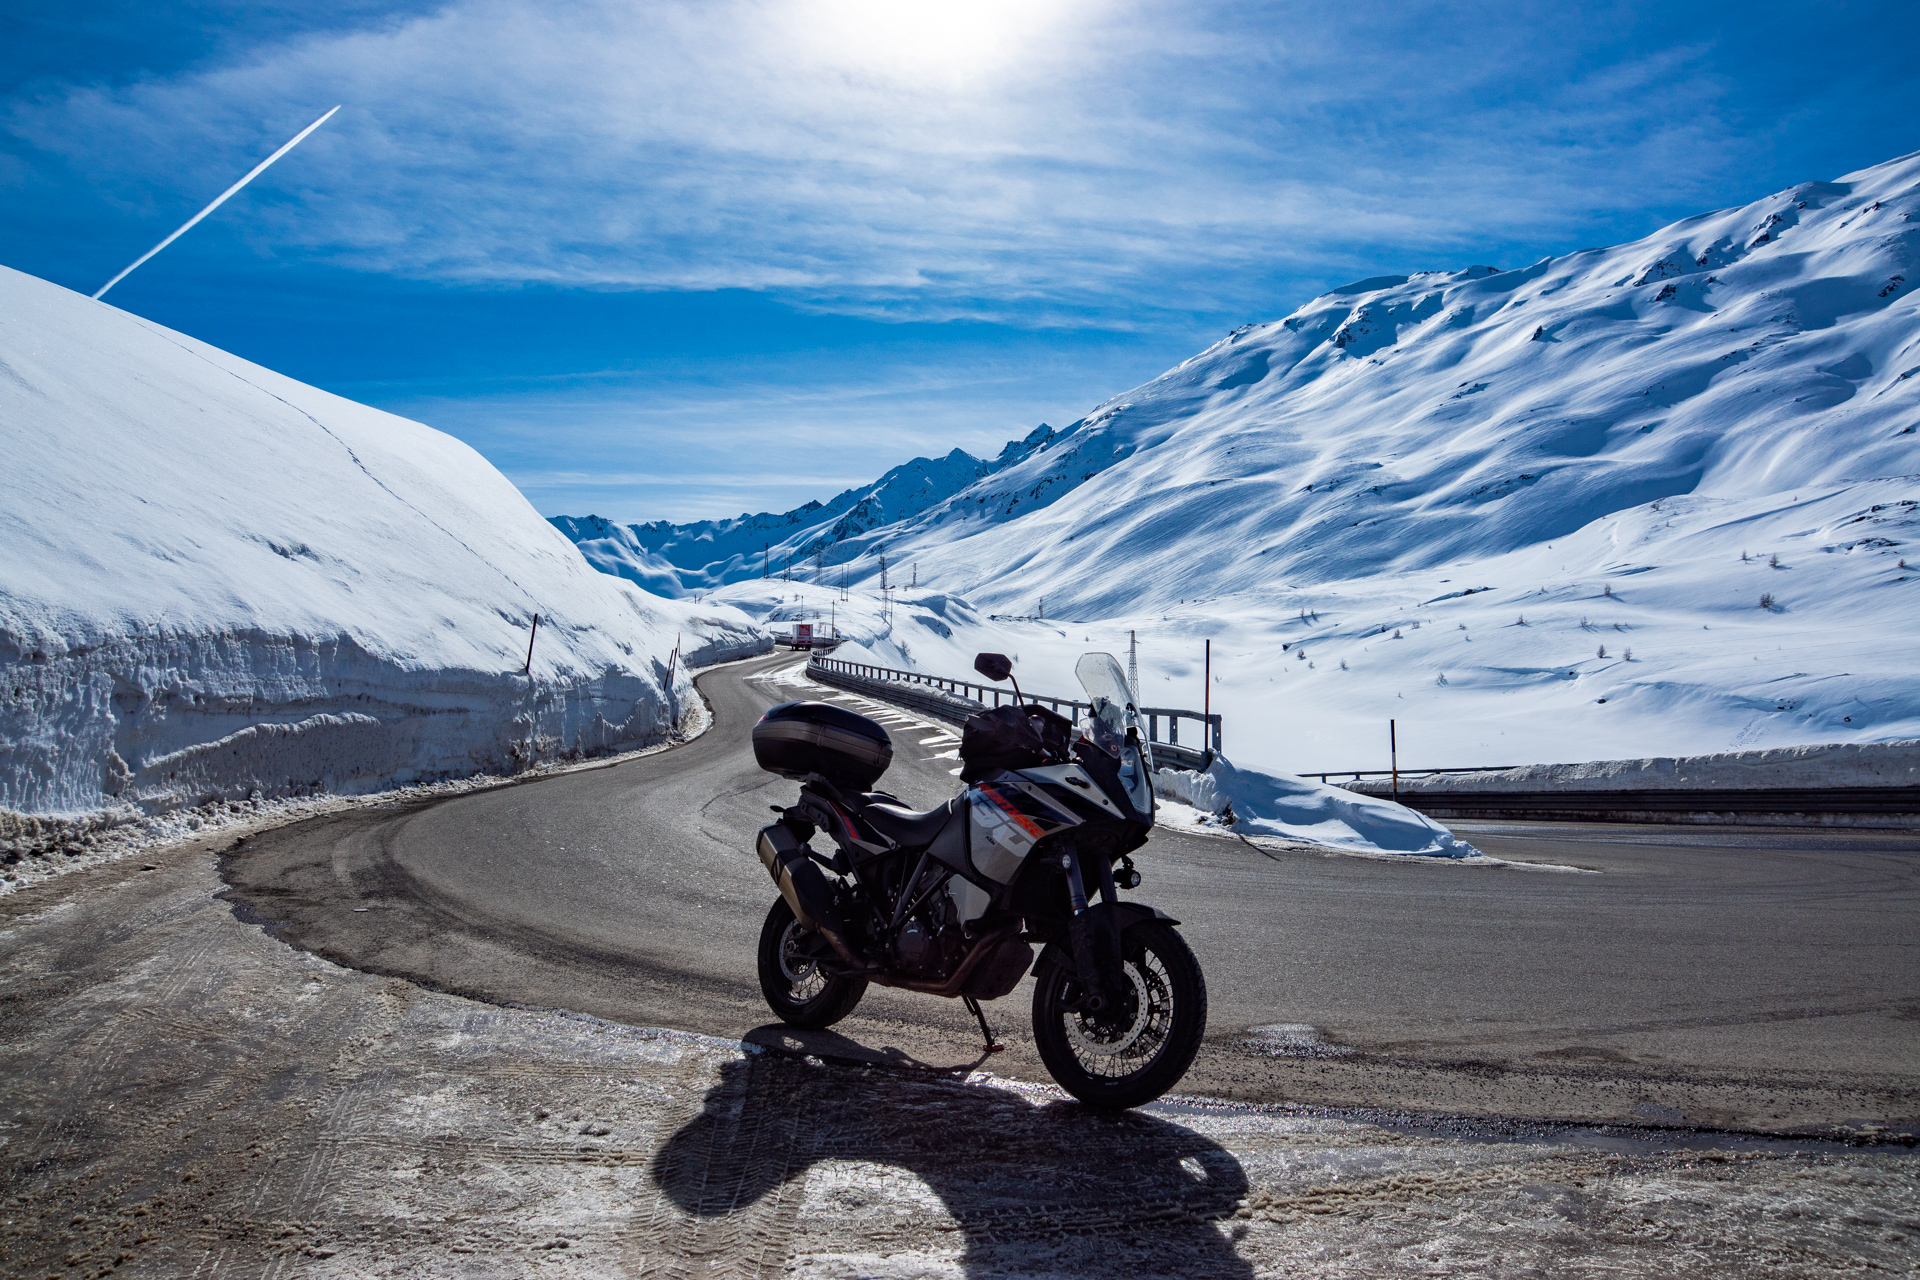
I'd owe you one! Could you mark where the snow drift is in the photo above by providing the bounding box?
[0,265,766,825]
[572,151,1920,771]
[1152,758,1475,857]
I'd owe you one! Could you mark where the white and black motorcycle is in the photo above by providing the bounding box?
[749,651,1206,1108]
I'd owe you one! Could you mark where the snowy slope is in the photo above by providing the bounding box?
[0,265,766,821]
[866,153,1920,612]
[553,425,1063,595]
[663,153,1920,773]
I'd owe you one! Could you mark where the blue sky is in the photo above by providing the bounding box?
[4,1,1916,522]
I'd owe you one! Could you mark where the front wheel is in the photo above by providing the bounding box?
[1031,919,1207,1109]
[757,898,867,1029]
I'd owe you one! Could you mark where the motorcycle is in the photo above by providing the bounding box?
[747,650,1207,1108]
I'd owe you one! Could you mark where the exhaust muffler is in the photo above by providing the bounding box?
[755,823,862,966]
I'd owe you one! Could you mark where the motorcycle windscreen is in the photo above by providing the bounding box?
[1074,652,1155,817]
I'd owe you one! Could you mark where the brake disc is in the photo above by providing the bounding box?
[779,923,820,984]
[1065,962,1152,1058]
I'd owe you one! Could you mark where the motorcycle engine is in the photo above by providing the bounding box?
[892,890,964,977]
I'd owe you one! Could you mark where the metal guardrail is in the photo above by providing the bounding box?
[1302,765,1520,784]
[1359,785,1920,827]
[805,654,1223,770]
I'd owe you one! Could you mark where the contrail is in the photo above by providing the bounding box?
[93,105,341,301]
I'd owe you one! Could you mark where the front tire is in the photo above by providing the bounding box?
[1031,919,1207,1109]
[757,898,867,1029]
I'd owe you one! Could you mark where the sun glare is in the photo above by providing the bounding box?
[799,0,1073,79]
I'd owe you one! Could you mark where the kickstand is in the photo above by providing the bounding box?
[962,996,1004,1053]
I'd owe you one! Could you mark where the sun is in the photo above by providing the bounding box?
[797,0,1076,80]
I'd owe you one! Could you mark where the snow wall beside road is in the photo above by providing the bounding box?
[0,266,768,829]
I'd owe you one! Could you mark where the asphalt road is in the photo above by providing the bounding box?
[224,652,1920,1134]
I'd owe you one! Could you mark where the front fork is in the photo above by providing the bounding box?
[1060,840,1128,1013]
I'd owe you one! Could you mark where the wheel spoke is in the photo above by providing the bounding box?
[1061,947,1176,1079]
[780,921,829,1002]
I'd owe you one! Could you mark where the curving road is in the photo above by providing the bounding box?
[225,652,1920,1132]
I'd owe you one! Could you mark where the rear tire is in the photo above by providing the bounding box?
[1031,919,1207,1109]
[757,898,867,1029]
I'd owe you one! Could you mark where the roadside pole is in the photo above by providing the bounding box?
[1390,719,1398,796]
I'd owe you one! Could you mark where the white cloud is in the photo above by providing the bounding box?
[6,0,1748,325]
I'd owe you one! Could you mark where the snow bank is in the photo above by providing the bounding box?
[1154,757,1477,857]
[0,266,767,826]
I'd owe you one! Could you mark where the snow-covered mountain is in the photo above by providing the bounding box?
[631,152,1920,770]
[0,266,764,822]
[553,424,1063,596]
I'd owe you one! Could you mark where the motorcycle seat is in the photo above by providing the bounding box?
[860,799,954,848]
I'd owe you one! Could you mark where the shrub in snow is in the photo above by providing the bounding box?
[1598,645,1608,658]
[1760,592,1775,609]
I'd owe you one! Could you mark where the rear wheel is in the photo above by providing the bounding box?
[1031,919,1206,1109]
[757,898,867,1028]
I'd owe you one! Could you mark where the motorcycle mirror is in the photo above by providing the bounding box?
[973,653,1013,682]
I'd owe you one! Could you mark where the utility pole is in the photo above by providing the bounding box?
[1039,596,1045,620]
[1203,638,1210,751]
[763,542,769,578]
[1128,630,1139,703]
[880,551,888,593]
[912,562,917,589]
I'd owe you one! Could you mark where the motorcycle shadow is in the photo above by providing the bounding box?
[649,1039,1255,1277]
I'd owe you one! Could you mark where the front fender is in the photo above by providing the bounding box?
[1032,901,1179,979]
